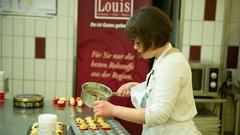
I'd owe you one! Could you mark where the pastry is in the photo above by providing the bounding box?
[59,97,66,102]
[78,123,88,130]
[100,122,111,130]
[84,116,92,121]
[86,119,94,124]
[75,97,80,102]
[97,117,105,124]
[29,121,64,135]
[57,99,65,107]
[30,128,38,135]
[77,99,83,107]
[89,123,98,130]
[68,97,75,106]
[53,96,59,104]
[56,122,63,130]
[56,129,64,135]
[31,122,39,130]
[75,117,85,124]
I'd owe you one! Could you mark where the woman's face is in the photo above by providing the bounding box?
[132,38,155,59]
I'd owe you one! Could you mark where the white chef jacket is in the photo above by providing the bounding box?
[131,43,201,135]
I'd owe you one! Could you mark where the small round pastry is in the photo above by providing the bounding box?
[88,121,96,126]
[56,121,63,126]
[97,117,105,124]
[53,96,59,104]
[97,116,104,121]
[57,99,65,107]
[89,123,98,130]
[68,97,76,106]
[86,119,94,124]
[30,128,38,135]
[56,122,63,130]
[56,129,64,135]
[77,99,83,107]
[75,117,84,124]
[85,116,92,121]
[75,117,80,122]
[78,123,88,130]
[20,102,26,107]
[31,122,39,130]
[29,133,38,135]
[75,97,80,102]
[59,97,67,102]
[34,102,40,107]
[100,122,111,130]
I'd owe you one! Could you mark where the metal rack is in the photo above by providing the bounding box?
[194,98,226,135]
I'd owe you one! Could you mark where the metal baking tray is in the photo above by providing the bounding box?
[27,123,67,135]
[13,94,44,108]
[70,113,130,135]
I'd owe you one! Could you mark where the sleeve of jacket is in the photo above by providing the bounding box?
[145,59,184,127]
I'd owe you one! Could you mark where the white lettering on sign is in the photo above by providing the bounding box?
[94,0,133,20]
[97,0,130,13]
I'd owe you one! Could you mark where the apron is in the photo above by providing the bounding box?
[131,43,172,109]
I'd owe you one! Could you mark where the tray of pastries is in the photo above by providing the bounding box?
[27,121,67,135]
[70,113,130,135]
[13,94,44,108]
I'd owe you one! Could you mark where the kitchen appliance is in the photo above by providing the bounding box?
[190,63,220,97]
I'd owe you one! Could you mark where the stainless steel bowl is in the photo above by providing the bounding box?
[81,82,113,107]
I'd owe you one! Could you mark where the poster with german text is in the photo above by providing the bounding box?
[76,0,152,133]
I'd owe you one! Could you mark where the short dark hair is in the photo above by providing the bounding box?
[125,6,172,53]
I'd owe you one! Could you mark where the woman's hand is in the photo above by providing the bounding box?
[117,82,139,97]
[93,100,115,117]
[94,100,146,124]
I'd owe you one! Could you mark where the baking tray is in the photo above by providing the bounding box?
[27,123,67,135]
[70,113,130,135]
[13,94,44,108]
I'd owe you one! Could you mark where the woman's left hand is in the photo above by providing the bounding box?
[93,100,115,117]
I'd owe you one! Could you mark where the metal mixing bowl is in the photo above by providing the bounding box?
[81,82,113,107]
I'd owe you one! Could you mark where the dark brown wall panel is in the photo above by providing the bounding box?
[204,0,217,21]
[227,46,239,69]
[190,45,201,61]
[35,37,46,59]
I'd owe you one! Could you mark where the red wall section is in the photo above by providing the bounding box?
[227,46,239,69]
[204,0,217,21]
[76,1,152,134]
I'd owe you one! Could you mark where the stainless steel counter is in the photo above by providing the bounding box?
[0,99,86,135]
[0,99,130,135]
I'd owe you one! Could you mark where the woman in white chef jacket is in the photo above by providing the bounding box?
[93,6,202,135]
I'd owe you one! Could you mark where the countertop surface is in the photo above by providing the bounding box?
[0,99,92,135]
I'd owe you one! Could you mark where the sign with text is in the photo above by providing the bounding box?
[94,0,133,20]
[77,0,152,134]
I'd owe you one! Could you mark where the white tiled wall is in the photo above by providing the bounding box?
[181,0,226,64]
[0,0,78,100]
[191,0,205,20]
[181,0,240,133]
[225,0,240,81]
[225,0,240,133]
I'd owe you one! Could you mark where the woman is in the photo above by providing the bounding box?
[93,6,201,135]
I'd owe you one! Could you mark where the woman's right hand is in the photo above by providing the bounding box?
[117,82,139,97]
